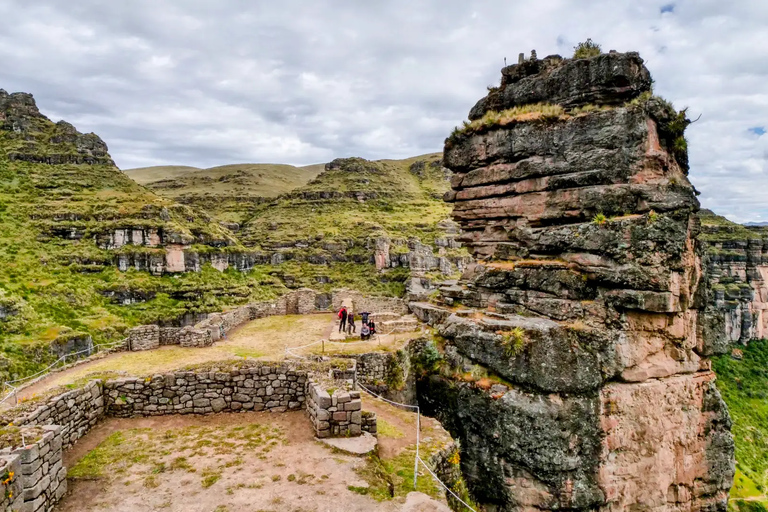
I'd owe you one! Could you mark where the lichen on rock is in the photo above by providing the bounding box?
[416,50,734,511]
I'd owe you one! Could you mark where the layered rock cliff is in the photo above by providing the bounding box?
[413,51,734,510]
[698,210,768,349]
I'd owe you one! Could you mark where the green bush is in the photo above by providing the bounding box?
[573,39,602,59]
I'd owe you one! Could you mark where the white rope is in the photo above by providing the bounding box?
[358,381,474,510]
[0,338,125,404]
[357,381,419,411]
[417,456,477,512]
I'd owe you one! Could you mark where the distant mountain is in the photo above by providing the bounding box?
[124,163,325,224]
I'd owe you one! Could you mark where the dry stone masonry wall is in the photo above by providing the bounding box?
[6,381,104,451]
[418,50,734,511]
[0,453,23,511]
[0,425,66,512]
[105,366,307,417]
[305,381,365,438]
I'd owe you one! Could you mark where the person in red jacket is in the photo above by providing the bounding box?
[338,306,348,333]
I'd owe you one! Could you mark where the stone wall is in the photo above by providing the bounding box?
[178,326,213,348]
[0,425,66,512]
[8,381,104,450]
[305,381,364,438]
[350,353,394,387]
[361,410,377,436]
[127,324,159,351]
[331,289,408,315]
[159,327,182,345]
[0,453,23,511]
[105,366,307,417]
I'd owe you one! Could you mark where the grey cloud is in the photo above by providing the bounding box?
[0,0,766,220]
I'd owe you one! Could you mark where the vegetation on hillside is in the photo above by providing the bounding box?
[239,153,453,252]
[126,163,325,224]
[0,93,455,383]
[713,340,768,509]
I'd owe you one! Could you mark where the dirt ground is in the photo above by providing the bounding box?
[57,401,450,512]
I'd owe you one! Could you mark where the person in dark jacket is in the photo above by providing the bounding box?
[347,312,356,335]
[368,319,376,337]
[338,306,348,332]
[361,311,370,326]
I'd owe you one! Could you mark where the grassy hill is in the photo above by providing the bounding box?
[0,89,460,383]
[235,154,466,291]
[0,90,290,380]
[125,163,325,224]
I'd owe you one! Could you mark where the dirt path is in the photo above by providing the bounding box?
[5,314,424,409]
[5,314,333,407]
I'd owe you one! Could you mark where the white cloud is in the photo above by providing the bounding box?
[0,0,766,221]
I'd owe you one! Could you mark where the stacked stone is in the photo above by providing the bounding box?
[127,324,159,351]
[0,426,67,512]
[0,454,23,511]
[305,382,363,438]
[421,50,734,511]
[177,326,212,348]
[8,381,104,450]
[352,353,393,386]
[331,289,409,316]
[283,288,320,315]
[159,327,182,345]
[104,367,306,417]
[360,410,377,436]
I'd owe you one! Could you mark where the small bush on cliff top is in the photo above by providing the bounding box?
[573,39,602,59]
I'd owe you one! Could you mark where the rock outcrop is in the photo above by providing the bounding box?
[698,210,768,349]
[416,51,734,511]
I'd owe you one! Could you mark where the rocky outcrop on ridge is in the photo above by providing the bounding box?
[468,51,652,121]
[415,51,734,511]
[0,90,114,166]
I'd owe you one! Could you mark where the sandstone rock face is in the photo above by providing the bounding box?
[697,210,768,349]
[418,51,733,511]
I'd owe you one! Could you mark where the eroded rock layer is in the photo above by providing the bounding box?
[418,51,734,511]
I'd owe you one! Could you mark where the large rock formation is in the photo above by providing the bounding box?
[697,210,768,349]
[415,51,734,511]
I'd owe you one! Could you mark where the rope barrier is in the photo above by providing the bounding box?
[357,381,475,511]
[0,338,125,405]
[417,456,477,512]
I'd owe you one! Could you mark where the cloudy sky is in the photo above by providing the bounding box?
[0,1,766,222]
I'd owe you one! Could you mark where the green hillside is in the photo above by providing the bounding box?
[0,90,287,380]
[125,162,325,224]
[0,90,459,383]
[241,154,451,247]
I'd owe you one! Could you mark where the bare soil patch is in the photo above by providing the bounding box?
[59,411,403,512]
[58,400,452,512]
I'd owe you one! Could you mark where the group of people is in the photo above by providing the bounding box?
[338,306,377,340]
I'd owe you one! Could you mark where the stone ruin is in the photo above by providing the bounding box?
[413,50,735,510]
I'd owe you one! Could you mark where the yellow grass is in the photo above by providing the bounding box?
[13,314,421,399]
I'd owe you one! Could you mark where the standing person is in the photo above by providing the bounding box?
[347,312,356,335]
[338,306,348,333]
[360,323,370,340]
[361,310,370,326]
